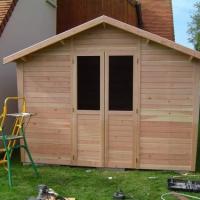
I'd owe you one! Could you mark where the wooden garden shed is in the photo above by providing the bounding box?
[3,16,200,171]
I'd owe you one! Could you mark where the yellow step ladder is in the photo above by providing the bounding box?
[0,97,39,187]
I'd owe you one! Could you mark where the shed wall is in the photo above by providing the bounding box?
[17,25,199,170]
[22,42,72,164]
[140,41,195,170]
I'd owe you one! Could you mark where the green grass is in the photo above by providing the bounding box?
[1,162,200,200]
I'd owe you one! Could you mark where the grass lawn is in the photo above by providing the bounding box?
[1,162,200,200]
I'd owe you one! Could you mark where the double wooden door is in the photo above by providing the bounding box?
[72,50,139,168]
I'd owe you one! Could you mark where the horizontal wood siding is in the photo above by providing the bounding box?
[73,25,139,50]
[107,112,134,168]
[76,113,103,167]
[140,40,194,170]
[23,43,72,165]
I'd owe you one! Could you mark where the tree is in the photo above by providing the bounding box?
[188,2,200,51]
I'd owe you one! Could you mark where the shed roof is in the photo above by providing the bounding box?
[0,0,18,37]
[3,15,200,64]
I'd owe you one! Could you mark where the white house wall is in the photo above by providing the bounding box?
[0,0,56,110]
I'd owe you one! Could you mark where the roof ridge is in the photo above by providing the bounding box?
[3,15,200,64]
[0,0,18,37]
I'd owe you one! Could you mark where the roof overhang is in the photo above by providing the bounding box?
[0,0,18,37]
[3,15,200,64]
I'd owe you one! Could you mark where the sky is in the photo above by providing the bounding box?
[172,0,199,49]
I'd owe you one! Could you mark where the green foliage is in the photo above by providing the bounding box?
[1,163,200,200]
[188,2,200,51]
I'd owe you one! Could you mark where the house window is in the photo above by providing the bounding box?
[77,56,100,110]
[109,56,133,111]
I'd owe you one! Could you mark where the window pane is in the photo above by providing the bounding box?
[109,56,133,111]
[77,56,100,110]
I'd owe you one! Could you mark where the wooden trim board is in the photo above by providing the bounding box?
[65,198,75,200]
[192,62,200,171]
[16,61,25,162]
[73,50,105,167]
[3,16,200,64]
[104,49,138,168]
[135,39,141,169]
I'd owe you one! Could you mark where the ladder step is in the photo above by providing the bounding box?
[0,160,7,164]
[7,135,23,140]
[0,135,23,140]
[0,148,5,152]
[7,112,34,118]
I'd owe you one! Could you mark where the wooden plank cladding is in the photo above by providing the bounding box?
[12,20,200,171]
[23,46,73,165]
[73,25,139,49]
[0,0,18,36]
[57,0,174,40]
[140,40,195,170]
[76,113,103,167]
[107,112,135,168]
[57,0,137,33]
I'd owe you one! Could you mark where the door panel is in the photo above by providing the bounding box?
[105,51,137,168]
[107,112,135,168]
[73,50,138,168]
[73,53,104,167]
[77,112,103,167]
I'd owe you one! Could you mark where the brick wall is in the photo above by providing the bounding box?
[141,0,174,40]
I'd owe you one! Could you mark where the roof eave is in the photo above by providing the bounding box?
[3,15,106,64]
[3,15,200,64]
[0,0,18,37]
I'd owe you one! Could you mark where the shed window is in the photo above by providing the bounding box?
[109,56,133,111]
[77,56,100,110]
